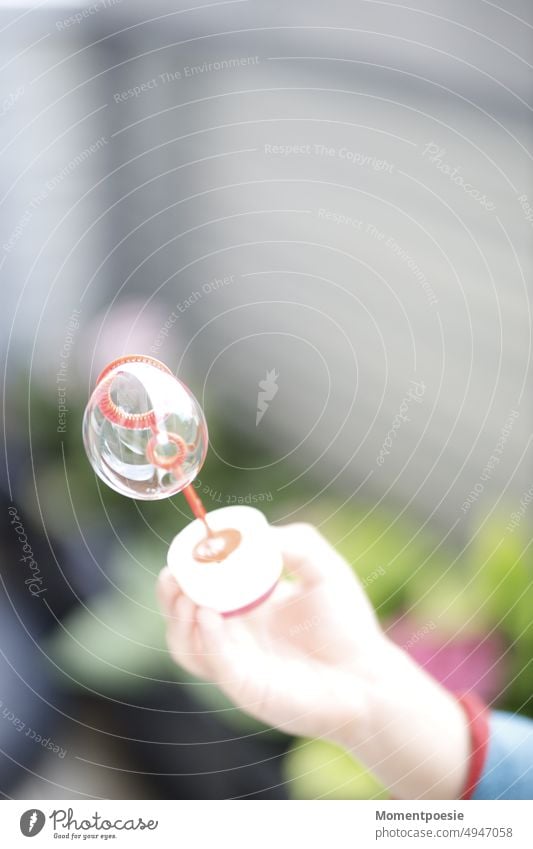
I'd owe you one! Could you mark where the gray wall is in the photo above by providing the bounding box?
[2,0,532,537]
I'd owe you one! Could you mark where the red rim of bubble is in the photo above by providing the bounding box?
[145,432,188,469]
[95,355,172,386]
[94,355,172,430]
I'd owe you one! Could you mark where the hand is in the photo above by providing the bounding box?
[157,523,381,739]
[157,522,469,799]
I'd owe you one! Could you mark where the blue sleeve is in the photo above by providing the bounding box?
[472,710,533,799]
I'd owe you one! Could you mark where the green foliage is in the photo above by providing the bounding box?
[284,738,387,800]
[310,501,442,618]
[467,517,533,641]
[466,516,533,714]
[46,540,175,692]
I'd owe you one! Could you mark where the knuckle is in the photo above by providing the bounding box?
[289,521,321,541]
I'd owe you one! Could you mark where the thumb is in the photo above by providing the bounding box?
[196,608,270,712]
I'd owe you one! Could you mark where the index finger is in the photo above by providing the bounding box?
[156,566,182,617]
[270,522,351,586]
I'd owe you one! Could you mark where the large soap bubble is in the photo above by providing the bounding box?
[82,355,208,500]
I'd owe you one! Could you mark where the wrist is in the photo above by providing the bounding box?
[326,634,397,749]
[333,636,470,799]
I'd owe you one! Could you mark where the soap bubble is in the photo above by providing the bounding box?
[82,355,208,500]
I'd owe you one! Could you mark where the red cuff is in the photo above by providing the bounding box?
[455,692,491,800]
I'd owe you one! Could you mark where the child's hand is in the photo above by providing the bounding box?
[157,523,469,799]
[158,523,382,740]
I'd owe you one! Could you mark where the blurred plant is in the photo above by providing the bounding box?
[283,738,387,800]
[466,517,533,714]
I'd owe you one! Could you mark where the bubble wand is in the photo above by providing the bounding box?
[83,355,282,614]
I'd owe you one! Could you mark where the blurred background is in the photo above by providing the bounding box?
[1,0,532,799]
